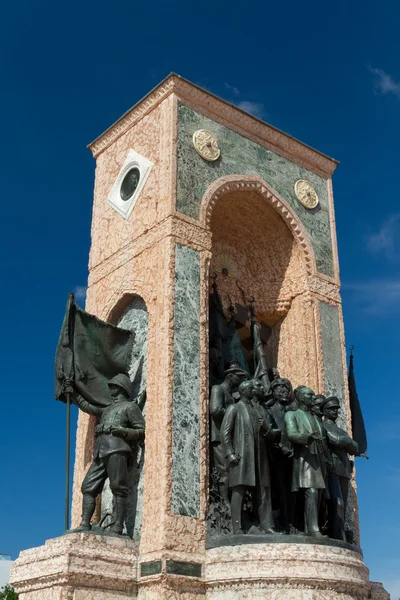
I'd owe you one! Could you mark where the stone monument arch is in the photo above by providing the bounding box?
[203,174,321,392]
[10,74,389,600]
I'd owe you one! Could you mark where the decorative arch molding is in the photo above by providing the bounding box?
[92,286,150,323]
[199,174,317,276]
[106,291,148,324]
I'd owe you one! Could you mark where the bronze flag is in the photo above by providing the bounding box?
[55,293,134,407]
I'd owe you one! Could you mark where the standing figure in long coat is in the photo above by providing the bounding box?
[210,362,248,503]
[221,379,279,535]
[322,396,358,541]
[267,377,294,531]
[285,386,328,537]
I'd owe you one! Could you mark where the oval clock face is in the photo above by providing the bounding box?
[294,179,319,209]
[192,129,220,161]
[120,167,140,201]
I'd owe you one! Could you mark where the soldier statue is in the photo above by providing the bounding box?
[285,386,328,537]
[267,377,294,531]
[322,396,358,541]
[210,361,248,503]
[221,379,280,535]
[67,373,145,535]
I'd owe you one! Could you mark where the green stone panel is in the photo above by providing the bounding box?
[140,560,162,577]
[166,560,202,577]
[319,301,347,429]
[172,244,201,517]
[177,104,334,278]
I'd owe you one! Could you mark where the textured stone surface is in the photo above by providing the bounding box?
[208,189,320,392]
[177,104,334,277]
[172,244,201,517]
[205,542,369,599]
[370,582,390,599]
[101,296,148,540]
[10,533,138,599]
[319,301,347,428]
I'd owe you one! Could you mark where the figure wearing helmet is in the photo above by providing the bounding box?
[68,373,145,535]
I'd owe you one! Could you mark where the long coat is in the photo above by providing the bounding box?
[324,419,358,479]
[284,408,326,491]
[221,399,271,489]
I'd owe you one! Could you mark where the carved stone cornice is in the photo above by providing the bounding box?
[88,214,212,286]
[88,74,339,178]
[310,274,341,304]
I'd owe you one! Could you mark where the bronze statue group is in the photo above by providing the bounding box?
[210,362,359,542]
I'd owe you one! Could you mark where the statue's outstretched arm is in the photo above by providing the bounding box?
[73,393,103,417]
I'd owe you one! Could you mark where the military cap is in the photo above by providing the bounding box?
[313,394,326,406]
[270,377,291,391]
[322,396,341,410]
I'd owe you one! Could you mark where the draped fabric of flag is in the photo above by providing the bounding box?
[54,293,134,407]
[348,352,367,455]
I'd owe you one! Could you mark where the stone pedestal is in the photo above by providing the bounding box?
[12,534,379,600]
[10,534,138,600]
[205,542,370,600]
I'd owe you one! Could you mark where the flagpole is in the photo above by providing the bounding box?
[65,391,71,531]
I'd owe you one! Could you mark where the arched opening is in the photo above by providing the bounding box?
[205,178,318,538]
[101,293,148,540]
[208,185,312,387]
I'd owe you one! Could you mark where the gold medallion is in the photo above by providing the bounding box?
[192,129,220,161]
[294,179,319,209]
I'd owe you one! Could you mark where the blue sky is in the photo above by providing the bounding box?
[0,0,399,595]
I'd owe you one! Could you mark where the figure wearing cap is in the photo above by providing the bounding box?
[68,373,145,535]
[322,396,358,541]
[210,361,248,503]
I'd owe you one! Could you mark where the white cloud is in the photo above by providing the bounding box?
[236,100,266,119]
[370,67,400,97]
[223,83,266,120]
[74,285,87,302]
[343,278,400,314]
[225,82,240,96]
[366,214,400,259]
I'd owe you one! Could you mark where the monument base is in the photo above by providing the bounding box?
[205,542,370,599]
[11,534,389,600]
[10,533,138,600]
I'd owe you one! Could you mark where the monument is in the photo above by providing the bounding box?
[10,74,389,599]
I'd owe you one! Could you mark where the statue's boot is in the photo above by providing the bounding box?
[69,494,95,532]
[110,496,127,535]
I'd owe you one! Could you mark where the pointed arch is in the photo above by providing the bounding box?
[199,174,317,276]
